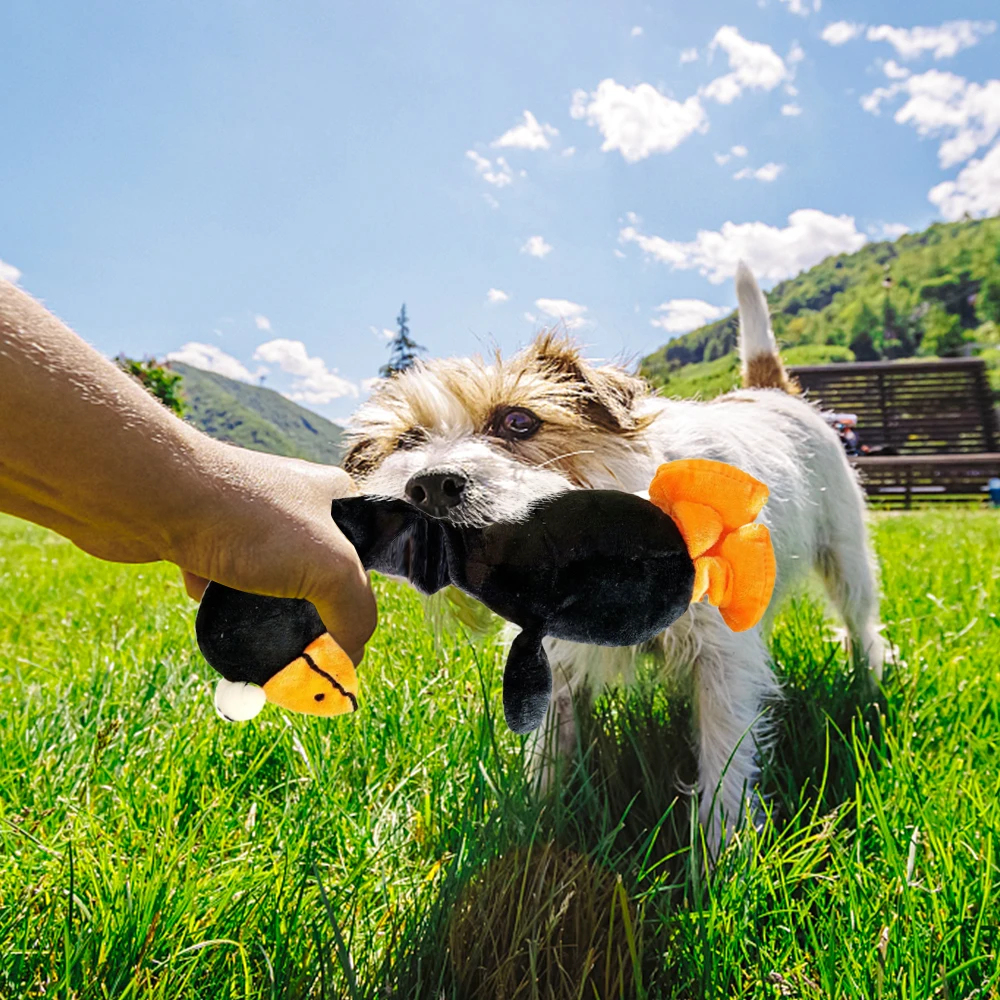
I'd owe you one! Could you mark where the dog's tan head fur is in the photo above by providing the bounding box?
[343,332,657,525]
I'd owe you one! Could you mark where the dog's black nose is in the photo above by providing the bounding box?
[405,471,467,517]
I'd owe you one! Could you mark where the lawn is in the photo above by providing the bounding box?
[0,509,998,999]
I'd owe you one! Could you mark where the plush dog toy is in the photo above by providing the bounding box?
[197,459,775,733]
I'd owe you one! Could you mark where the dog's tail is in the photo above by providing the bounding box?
[736,261,798,394]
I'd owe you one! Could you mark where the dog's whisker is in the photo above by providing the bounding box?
[536,449,596,469]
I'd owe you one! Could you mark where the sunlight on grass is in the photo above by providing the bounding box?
[0,509,998,998]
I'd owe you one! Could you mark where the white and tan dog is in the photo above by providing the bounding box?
[343,263,885,849]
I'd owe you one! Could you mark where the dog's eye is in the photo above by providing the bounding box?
[394,428,428,451]
[492,407,541,441]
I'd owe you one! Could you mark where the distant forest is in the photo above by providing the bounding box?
[641,215,1000,401]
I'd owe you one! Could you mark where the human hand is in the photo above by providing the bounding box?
[0,279,376,665]
[171,446,377,666]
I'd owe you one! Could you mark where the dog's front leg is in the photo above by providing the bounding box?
[687,607,781,856]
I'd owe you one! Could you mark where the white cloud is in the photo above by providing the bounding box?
[0,259,21,284]
[779,0,806,16]
[631,25,643,37]
[613,248,627,259]
[866,20,996,61]
[928,140,1000,220]
[524,311,538,323]
[491,110,559,151]
[254,314,271,332]
[870,221,911,240]
[360,377,382,394]
[883,59,911,80]
[534,298,588,329]
[821,21,864,46]
[680,47,699,64]
[865,69,1000,167]
[561,146,576,157]
[570,78,707,162]
[466,149,515,187]
[166,343,264,382]
[781,103,803,116]
[788,42,806,64]
[483,193,500,209]
[734,162,786,182]
[619,208,867,284]
[860,82,904,115]
[253,338,359,403]
[703,75,741,105]
[521,235,553,258]
[369,325,395,340]
[703,26,788,105]
[486,287,509,304]
[652,299,728,334]
[714,143,749,166]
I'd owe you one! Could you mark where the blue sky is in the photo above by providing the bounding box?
[2,1,999,423]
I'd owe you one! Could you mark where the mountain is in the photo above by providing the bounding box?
[641,215,1000,401]
[168,361,346,465]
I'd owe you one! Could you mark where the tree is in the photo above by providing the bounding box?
[379,303,425,377]
[881,293,915,359]
[848,302,881,361]
[116,355,186,416]
[920,306,970,358]
[980,273,1000,326]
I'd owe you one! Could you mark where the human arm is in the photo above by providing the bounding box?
[0,279,376,664]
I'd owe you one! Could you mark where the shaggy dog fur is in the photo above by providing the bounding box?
[343,263,885,850]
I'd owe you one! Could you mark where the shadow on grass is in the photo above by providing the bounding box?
[366,599,889,999]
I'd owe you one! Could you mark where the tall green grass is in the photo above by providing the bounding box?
[1,509,997,998]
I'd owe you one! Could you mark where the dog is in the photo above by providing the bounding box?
[343,262,886,850]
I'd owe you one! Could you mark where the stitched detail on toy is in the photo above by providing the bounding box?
[303,651,359,711]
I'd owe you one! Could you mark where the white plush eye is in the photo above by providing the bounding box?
[214,679,266,722]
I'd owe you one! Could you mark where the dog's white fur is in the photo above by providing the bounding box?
[345,262,885,851]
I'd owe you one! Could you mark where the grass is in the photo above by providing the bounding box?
[1,508,998,998]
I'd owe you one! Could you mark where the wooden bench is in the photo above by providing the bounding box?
[786,358,1000,507]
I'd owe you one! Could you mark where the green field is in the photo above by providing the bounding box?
[1,510,998,999]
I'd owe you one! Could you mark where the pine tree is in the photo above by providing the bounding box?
[379,304,425,377]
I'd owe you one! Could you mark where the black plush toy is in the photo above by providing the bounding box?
[198,459,776,734]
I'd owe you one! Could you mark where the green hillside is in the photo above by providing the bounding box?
[642,215,1000,400]
[168,361,345,464]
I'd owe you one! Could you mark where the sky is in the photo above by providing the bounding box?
[2,1,999,424]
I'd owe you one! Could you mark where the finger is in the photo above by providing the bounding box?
[182,570,210,602]
[344,644,367,667]
[311,566,378,667]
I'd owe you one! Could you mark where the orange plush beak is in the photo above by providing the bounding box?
[649,459,776,632]
[262,633,359,717]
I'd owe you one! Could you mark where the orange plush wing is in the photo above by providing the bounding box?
[649,459,775,632]
[649,458,769,532]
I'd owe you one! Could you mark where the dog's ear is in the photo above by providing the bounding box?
[529,331,649,433]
